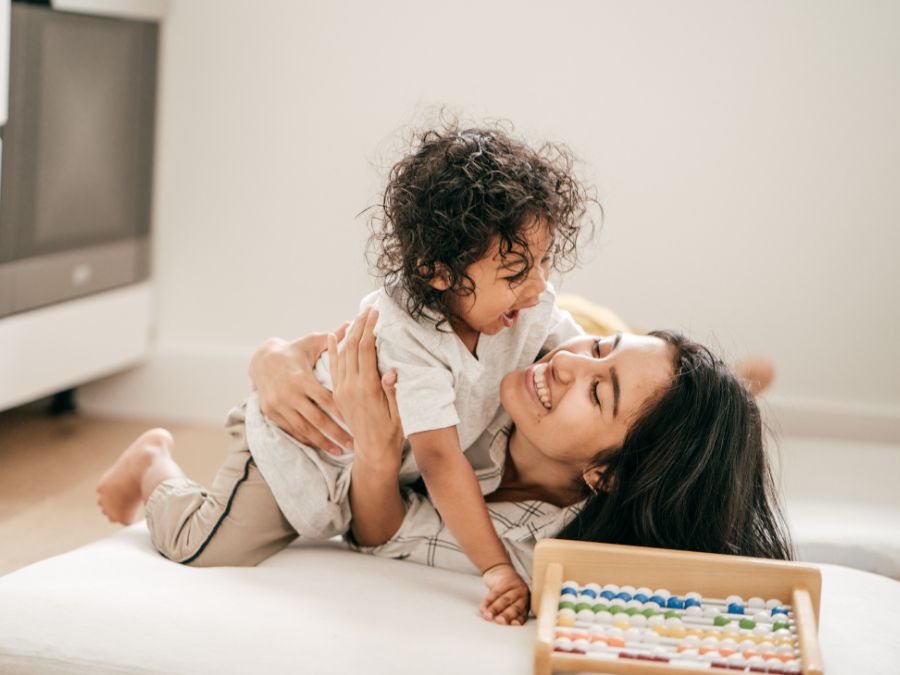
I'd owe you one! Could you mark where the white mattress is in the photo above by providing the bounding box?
[0,524,898,674]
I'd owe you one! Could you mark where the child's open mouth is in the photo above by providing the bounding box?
[501,309,520,327]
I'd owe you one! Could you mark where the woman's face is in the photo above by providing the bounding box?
[500,333,676,464]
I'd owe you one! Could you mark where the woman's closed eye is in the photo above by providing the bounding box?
[593,333,623,359]
[590,379,602,411]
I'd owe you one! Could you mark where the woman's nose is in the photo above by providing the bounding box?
[549,349,586,385]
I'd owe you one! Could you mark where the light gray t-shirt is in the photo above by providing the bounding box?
[314,283,582,484]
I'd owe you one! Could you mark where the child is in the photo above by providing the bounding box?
[97,123,594,621]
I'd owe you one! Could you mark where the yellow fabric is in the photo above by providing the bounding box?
[556,293,638,337]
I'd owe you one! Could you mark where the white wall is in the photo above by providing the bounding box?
[82,0,900,439]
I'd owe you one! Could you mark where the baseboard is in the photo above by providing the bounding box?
[763,395,900,444]
[80,344,900,444]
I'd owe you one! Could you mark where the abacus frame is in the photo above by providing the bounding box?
[532,539,824,675]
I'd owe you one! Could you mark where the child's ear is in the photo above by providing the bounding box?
[425,262,451,291]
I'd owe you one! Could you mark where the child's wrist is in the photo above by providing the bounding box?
[481,560,514,576]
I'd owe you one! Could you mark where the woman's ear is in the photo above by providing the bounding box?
[583,466,611,494]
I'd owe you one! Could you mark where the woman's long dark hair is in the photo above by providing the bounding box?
[556,331,794,560]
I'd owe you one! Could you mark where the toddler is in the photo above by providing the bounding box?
[97,123,594,621]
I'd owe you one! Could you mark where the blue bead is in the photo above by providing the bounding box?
[615,592,632,602]
[580,589,597,599]
[666,596,685,609]
[684,598,702,609]
[649,595,666,607]
[727,603,745,615]
[600,590,616,600]
[771,607,789,616]
[561,587,578,596]
[633,593,649,603]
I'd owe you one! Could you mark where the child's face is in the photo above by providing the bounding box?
[445,222,553,341]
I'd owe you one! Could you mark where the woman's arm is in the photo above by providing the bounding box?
[328,307,407,546]
[248,326,354,455]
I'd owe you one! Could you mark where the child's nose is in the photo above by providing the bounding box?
[521,265,548,299]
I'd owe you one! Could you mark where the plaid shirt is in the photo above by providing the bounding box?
[349,413,584,584]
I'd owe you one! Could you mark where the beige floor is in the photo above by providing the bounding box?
[0,400,228,577]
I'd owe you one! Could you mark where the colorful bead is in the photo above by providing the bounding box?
[739,618,756,629]
[649,595,666,607]
[727,602,745,614]
[771,607,789,616]
[577,609,595,623]
[666,596,685,609]
[580,588,597,599]
[558,601,575,610]
[714,615,731,626]
[561,587,578,597]
[633,593,649,603]
[599,590,616,600]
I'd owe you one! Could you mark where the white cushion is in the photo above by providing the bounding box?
[0,524,898,674]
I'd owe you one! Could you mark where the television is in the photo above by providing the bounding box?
[0,2,158,317]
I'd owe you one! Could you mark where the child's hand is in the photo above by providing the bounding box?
[479,563,530,626]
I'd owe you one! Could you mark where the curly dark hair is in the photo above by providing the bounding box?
[368,122,598,329]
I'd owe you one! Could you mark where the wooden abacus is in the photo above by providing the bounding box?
[532,539,824,675]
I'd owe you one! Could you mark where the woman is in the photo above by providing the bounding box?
[253,315,792,624]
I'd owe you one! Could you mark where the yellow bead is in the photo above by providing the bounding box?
[722,631,741,641]
[613,618,630,629]
[686,628,705,638]
[669,627,688,639]
[775,638,795,647]
[558,616,576,627]
[704,630,721,640]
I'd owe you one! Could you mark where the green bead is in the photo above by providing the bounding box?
[609,606,624,615]
[625,608,639,616]
[642,608,658,617]
[558,601,576,610]
[592,603,608,613]
[664,610,680,619]
[739,618,756,629]
[714,615,731,627]
[575,603,592,612]
[773,621,790,631]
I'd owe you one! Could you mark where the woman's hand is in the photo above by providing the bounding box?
[248,326,353,456]
[331,307,408,547]
[480,563,530,626]
[328,307,404,471]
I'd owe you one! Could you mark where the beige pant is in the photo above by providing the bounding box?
[145,423,297,567]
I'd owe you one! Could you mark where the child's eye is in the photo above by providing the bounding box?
[503,270,528,284]
[593,338,604,358]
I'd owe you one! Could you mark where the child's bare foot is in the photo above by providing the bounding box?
[734,357,775,396]
[96,428,179,525]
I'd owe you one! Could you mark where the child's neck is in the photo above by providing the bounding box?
[450,318,481,356]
